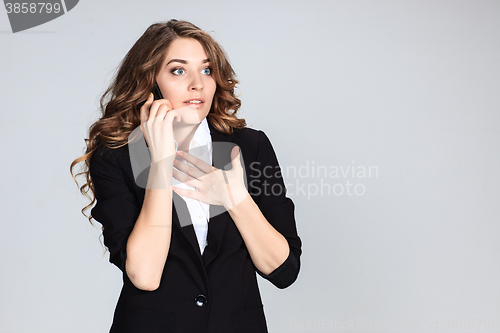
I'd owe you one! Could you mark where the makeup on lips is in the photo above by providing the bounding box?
[184,98,205,108]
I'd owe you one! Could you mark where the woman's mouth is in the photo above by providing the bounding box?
[184,98,204,108]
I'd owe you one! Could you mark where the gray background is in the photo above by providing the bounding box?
[1,0,499,332]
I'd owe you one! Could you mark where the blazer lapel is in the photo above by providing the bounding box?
[172,191,204,261]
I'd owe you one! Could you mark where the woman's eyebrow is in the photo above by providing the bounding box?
[166,58,210,65]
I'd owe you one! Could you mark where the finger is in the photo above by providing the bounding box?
[172,186,203,201]
[140,122,151,148]
[176,151,213,173]
[230,146,242,169]
[149,99,173,121]
[164,109,182,124]
[140,94,155,147]
[173,105,202,124]
[173,157,205,179]
[153,104,171,123]
[172,167,201,188]
[140,93,154,124]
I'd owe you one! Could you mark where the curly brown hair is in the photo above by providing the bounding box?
[70,19,245,232]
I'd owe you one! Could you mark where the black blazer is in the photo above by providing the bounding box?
[89,121,302,333]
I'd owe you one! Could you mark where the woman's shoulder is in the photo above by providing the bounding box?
[232,126,261,140]
[93,143,127,159]
[90,143,131,171]
[208,120,269,146]
[234,125,278,143]
[230,126,278,162]
[232,126,274,147]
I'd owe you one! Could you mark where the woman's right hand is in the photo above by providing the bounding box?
[140,93,181,164]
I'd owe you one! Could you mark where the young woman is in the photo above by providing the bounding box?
[71,19,301,333]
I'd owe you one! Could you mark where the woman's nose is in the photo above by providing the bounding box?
[188,74,203,90]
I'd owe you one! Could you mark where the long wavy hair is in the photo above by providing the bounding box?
[70,20,245,239]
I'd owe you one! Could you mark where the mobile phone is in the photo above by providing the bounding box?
[152,81,164,100]
[138,81,164,109]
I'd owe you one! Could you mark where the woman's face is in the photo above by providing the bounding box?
[155,37,216,122]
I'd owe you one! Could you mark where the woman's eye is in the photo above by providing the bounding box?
[172,68,185,75]
[202,67,211,75]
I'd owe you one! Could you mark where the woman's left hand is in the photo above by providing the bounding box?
[172,146,248,209]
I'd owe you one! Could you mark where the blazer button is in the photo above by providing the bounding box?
[194,294,207,306]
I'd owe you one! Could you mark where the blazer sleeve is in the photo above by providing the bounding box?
[89,145,140,273]
[250,130,302,289]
